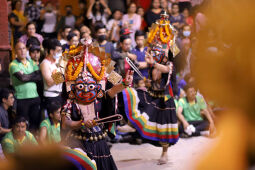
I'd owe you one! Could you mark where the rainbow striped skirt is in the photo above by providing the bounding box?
[122,88,179,144]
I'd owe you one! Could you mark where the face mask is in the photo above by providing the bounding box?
[53,52,62,60]
[183,31,191,37]
[66,10,72,16]
[97,35,107,42]
[36,1,41,6]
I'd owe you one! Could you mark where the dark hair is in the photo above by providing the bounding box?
[0,88,13,104]
[128,2,137,11]
[47,101,61,115]
[12,0,21,10]
[67,32,77,41]
[95,23,106,33]
[25,21,36,30]
[183,83,196,92]
[92,1,104,17]
[120,35,131,43]
[172,3,179,9]
[135,30,145,39]
[43,38,61,54]
[26,36,40,48]
[12,116,27,127]
[65,5,72,9]
[62,25,72,33]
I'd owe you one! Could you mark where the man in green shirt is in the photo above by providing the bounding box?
[1,116,38,157]
[9,42,42,132]
[39,101,61,144]
[177,84,216,137]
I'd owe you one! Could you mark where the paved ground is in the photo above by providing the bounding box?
[111,136,217,170]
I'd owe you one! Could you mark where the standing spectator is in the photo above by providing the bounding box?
[40,2,57,38]
[137,7,147,31]
[59,25,72,45]
[183,8,194,27]
[9,0,28,44]
[19,22,44,45]
[24,0,42,22]
[71,29,81,40]
[1,117,38,157]
[108,0,126,14]
[9,42,41,132]
[170,3,185,31]
[40,39,63,108]
[122,2,141,47]
[28,44,41,66]
[86,0,111,27]
[132,30,148,79]
[160,0,170,14]
[107,10,123,44]
[75,0,89,28]
[39,101,61,145]
[62,33,79,51]
[115,34,137,77]
[178,0,191,12]
[0,88,14,142]
[145,0,162,27]
[177,84,216,137]
[56,5,76,32]
[94,23,118,61]
[80,25,92,40]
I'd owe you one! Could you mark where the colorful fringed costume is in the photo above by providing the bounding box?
[122,11,180,146]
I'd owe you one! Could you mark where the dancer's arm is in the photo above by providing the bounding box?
[107,70,134,98]
[145,52,172,73]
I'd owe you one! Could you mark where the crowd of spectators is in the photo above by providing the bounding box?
[0,0,220,159]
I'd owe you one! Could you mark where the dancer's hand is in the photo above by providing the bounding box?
[124,70,134,86]
[145,52,154,65]
[84,120,96,128]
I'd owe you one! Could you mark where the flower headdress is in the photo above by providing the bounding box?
[145,11,180,57]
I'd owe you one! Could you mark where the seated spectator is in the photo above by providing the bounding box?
[107,9,123,44]
[122,2,141,47]
[132,30,148,79]
[40,39,63,108]
[19,22,43,45]
[170,3,185,32]
[86,0,111,26]
[1,117,38,157]
[0,88,14,142]
[177,84,216,137]
[9,42,41,132]
[59,25,72,46]
[56,5,76,33]
[39,101,61,145]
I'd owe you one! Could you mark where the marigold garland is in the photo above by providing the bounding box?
[159,26,171,43]
[87,60,105,81]
[148,25,159,43]
[66,61,84,81]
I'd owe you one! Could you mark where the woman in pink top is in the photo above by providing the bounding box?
[19,22,44,45]
[122,2,141,47]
